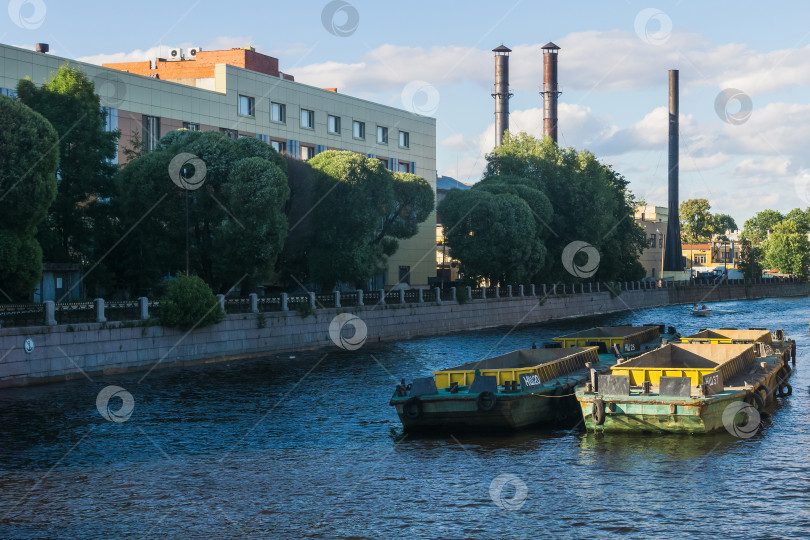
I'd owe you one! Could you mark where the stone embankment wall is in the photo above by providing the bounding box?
[1,281,806,388]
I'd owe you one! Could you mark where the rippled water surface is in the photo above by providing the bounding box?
[1,297,809,538]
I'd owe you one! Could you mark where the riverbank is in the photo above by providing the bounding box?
[1,280,807,388]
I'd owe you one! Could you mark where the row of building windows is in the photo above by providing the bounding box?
[143,114,414,172]
[238,95,410,148]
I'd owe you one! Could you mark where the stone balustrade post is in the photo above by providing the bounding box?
[399,289,405,304]
[334,291,341,308]
[138,297,149,320]
[519,285,524,297]
[435,287,442,304]
[217,294,226,312]
[281,293,289,311]
[466,286,472,300]
[308,292,316,309]
[418,288,424,303]
[507,285,513,297]
[481,287,487,300]
[494,285,500,298]
[44,301,56,326]
[250,293,259,313]
[94,298,106,323]
[378,289,386,305]
[451,287,457,301]
[357,289,364,306]
[530,284,536,296]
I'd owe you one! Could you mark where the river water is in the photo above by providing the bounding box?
[0,297,809,539]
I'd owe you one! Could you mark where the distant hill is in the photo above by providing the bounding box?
[436,175,472,191]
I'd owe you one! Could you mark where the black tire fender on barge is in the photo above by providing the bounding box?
[403,397,422,419]
[746,389,765,411]
[476,391,497,412]
[777,382,793,398]
[592,398,606,426]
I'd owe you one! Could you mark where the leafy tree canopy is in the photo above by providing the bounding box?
[445,132,644,284]
[742,209,784,243]
[17,65,119,269]
[111,130,289,295]
[0,96,59,299]
[302,151,434,288]
[762,220,810,278]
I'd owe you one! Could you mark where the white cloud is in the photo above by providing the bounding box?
[733,157,791,178]
[439,133,476,151]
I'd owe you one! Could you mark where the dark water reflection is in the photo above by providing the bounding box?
[1,297,809,538]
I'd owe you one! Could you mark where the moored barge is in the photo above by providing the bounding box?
[390,325,679,431]
[576,330,795,434]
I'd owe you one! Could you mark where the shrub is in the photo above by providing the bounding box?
[160,275,224,330]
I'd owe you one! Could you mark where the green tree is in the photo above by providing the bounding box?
[0,96,59,299]
[712,213,738,239]
[303,151,433,288]
[16,66,119,278]
[737,238,762,281]
[438,189,543,285]
[479,132,645,283]
[742,209,784,243]
[784,208,810,233]
[379,172,435,242]
[762,220,810,278]
[679,199,714,242]
[111,130,289,295]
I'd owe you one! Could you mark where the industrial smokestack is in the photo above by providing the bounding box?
[663,69,684,272]
[541,42,561,143]
[492,45,512,147]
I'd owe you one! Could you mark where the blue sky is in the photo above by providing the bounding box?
[5,0,810,224]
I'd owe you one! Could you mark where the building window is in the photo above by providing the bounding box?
[183,122,200,131]
[353,121,365,139]
[238,95,255,117]
[0,87,17,98]
[301,145,315,160]
[271,102,286,123]
[399,131,409,148]
[220,128,238,140]
[694,255,706,265]
[142,115,161,152]
[270,140,286,153]
[649,234,656,248]
[300,109,314,129]
[659,236,664,248]
[399,266,411,286]
[328,115,341,134]
[101,107,119,165]
[377,126,388,144]
[378,157,388,169]
[398,162,410,173]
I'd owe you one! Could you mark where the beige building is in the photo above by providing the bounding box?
[634,205,668,279]
[0,43,437,288]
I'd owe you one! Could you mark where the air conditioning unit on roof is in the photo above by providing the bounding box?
[168,47,183,61]
[187,47,201,58]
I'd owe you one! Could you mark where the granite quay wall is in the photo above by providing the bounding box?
[0,280,807,389]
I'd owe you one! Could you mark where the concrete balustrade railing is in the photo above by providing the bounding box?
[7,277,802,328]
